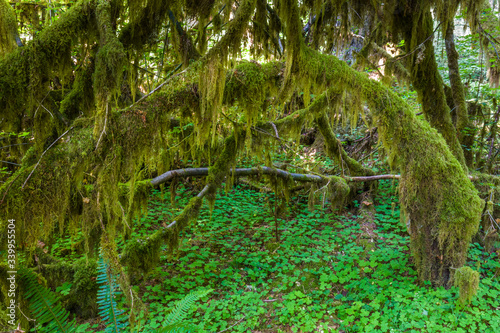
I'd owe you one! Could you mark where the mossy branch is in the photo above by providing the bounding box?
[444,20,469,145]
[121,185,208,276]
[316,111,374,177]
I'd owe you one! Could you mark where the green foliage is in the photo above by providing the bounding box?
[107,181,500,332]
[96,255,129,333]
[19,267,76,333]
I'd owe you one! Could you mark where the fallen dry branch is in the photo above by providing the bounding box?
[152,168,484,186]
[151,167,403,186]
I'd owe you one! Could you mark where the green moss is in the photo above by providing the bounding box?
[444,20,469,145]
[0,0,17,58]
[59,57,96,120]
[40,257,98,318]
[327,176,350,211]
[454,266,480,306]
[119,0,170,50]
[93,0,126,134]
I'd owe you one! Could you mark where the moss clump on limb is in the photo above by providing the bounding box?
[0,0,17,58]
[454,266,480,306]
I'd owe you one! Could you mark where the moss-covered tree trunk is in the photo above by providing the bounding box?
[402,8,466,168]
[445,21,468,141]
[0,0,17,58]
[445,19,475,168]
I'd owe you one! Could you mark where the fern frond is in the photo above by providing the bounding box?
[96,255,129,333]
[19,267,76,333]
[158,288,212,332]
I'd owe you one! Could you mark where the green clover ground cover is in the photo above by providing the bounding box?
[118,179,500,332]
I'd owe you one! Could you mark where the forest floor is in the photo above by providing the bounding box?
[58,177,500,332]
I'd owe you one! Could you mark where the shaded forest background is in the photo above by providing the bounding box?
[2,0,500,331]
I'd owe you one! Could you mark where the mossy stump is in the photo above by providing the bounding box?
[454,266,480,306]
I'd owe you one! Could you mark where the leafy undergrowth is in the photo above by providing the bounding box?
[70,179,500,333]
[40,174,497,333]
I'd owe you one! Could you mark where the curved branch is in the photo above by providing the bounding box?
[151,166,400,186]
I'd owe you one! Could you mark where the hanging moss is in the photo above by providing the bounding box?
[223,60,282,137]
[119,179,152,233]
[0,51,206,259]
[121,131,243,277]
[0,0,17,58]
[356,42,410,85]
[467,0,500,88]
[59,56,96,120]
[93,0,127,134]
[198,0,255,144]
[271,0,484,287]
[206,131,244,209]
[454,266,480,306]
[0,126,92,255]
[119,0,170,49]
[0,0,96,139]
